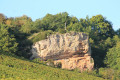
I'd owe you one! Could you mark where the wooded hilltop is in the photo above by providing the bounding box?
[0,12,120,80]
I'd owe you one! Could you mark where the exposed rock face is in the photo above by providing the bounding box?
[54,54,94,71]
[30,32,94,71]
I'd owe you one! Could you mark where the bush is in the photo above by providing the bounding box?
[30,30,53,43]
[73,68,81,73]
[46,59,55,67]
[58,29,66,34]
[98,68,115,79]
[32,58,41,63]
[55,62,62,68]
[32,58,46,65]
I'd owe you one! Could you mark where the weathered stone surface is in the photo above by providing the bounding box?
[30,32,94,71]
[54,54,94,71]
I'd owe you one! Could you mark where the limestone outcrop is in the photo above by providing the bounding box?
[30,32,94,71]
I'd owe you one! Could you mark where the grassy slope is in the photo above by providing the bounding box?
[0,54,106,80]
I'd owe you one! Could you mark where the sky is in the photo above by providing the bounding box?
[0,0,120,30]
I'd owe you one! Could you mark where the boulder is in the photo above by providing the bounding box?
[30,32,94,71]
[54,54,94,71]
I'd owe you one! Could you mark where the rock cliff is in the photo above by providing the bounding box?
[30,32,94,71]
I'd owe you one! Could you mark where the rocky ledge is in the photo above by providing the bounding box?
[30,32,94,71]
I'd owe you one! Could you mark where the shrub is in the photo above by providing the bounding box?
[32,58,46,65]
[32,58,41,63]
[30,30,53,43]
[55,62,62,68]
[98,68,115,79]
[73,68,81,73]
[58,29,66,34]
[46,59,55,67]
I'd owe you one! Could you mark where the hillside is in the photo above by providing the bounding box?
[0,54,105,80]
[0,13,120,80]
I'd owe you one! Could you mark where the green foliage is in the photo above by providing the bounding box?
[73,68,81,73]
[30,30,53,43]
[20,21,34,34]
[1,12,120,80]
[89,38,94,44]
[55,62,62,68]
[32,58,47,65]
[4,13,115,67]
[32,19,44,31]
[47,59,55,67]
[98,68,120,80]
[112,35,120,44]
[90,15,114,41]
[116,28,120,37]
[0,24,18,54]
[98,68,114,79]
[67,22,83,32]
[34,12,71,32]
[0,13,119,78]
[0,54,105,80]
[104,41,120,70]
[0,13,6,24]
[58,28,66,34]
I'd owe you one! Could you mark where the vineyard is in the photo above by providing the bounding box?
[0,54,105,80]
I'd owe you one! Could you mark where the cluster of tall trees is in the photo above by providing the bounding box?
[0,12,120,70]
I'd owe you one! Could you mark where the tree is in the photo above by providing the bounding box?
[89,15,115,41]
[0,13,6,24]
[20,21,34,34]
[116,28,120,37]
[67,22,83,32]
[86,15,115,68]
[104,41,120,70]
[39,12,71,31]
[32,19,44,32]
[13,15,32,27]
[0,24,18,54]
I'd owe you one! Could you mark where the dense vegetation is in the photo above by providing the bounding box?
[0,54,106,80]
[0,12,120,80]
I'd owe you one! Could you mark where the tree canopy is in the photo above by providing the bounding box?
[105,41,120,70]
[0,12,119,68]
[0,24,18,54]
